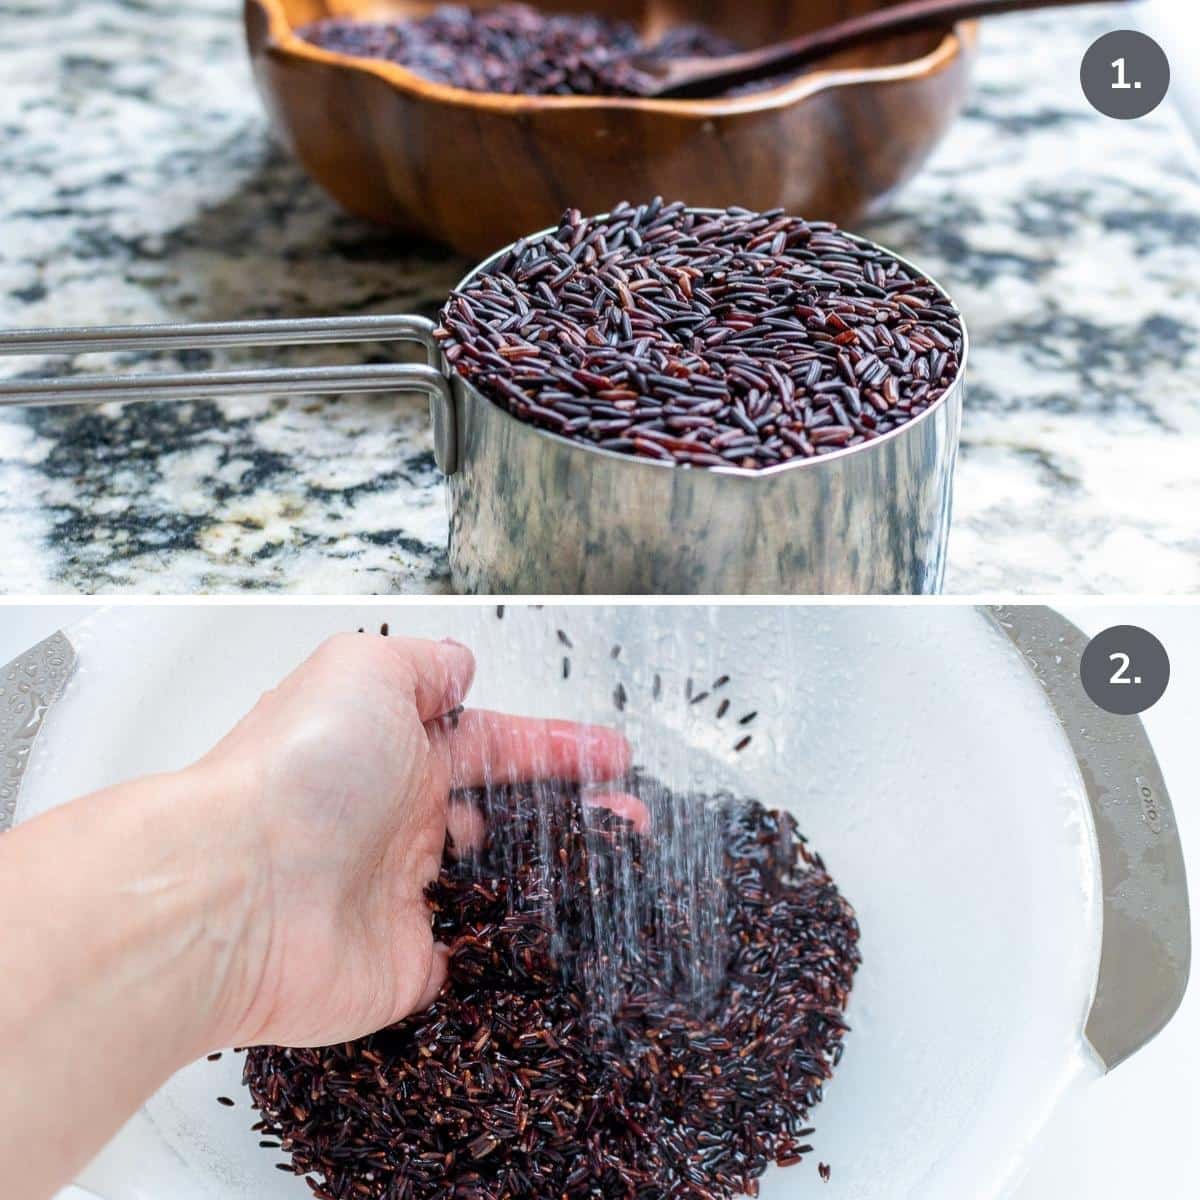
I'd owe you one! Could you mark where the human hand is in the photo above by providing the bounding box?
[186,632,634,1050]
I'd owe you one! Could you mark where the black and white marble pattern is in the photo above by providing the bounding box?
[0,1,1197,593]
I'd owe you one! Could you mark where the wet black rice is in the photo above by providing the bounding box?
[298,3,740,98]
[244,782,859,1200]
[436,201,964,470]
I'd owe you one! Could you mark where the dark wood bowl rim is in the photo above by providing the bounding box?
[250,0,976,117]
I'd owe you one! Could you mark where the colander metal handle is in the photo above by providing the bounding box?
[987,605,1191,1072]
[0,631,77,834]
[0,313,459,474]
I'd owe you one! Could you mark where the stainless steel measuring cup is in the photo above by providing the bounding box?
[0,213,967,595]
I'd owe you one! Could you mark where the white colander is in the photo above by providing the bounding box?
[6,604,1189,1200]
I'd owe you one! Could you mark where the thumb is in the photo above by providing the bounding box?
[383,636,476,723]
[412,942,450,1014]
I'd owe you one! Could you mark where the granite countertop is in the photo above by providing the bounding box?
[1,1,1197,594]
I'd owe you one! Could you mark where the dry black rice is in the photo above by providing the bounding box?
[244,780,859,1200]
[298,3,744,98]
[436,201,963,470]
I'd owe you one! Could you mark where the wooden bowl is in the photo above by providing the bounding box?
[244,1,977,258]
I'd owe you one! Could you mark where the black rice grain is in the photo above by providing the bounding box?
[437,202,963,471]
[244,782,859,1200]
[299,4,744,98]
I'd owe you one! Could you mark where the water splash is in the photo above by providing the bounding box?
[456,606,753,1022]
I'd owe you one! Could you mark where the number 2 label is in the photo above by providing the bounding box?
[1109,652,1135,684]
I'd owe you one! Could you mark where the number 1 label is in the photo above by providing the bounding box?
[1111,57,1141,90]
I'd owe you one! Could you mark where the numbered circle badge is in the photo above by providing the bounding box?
[1080,30,1170,120]
[1080,625,1170,715]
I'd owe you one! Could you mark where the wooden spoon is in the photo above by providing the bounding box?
[637,0,1135,99]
